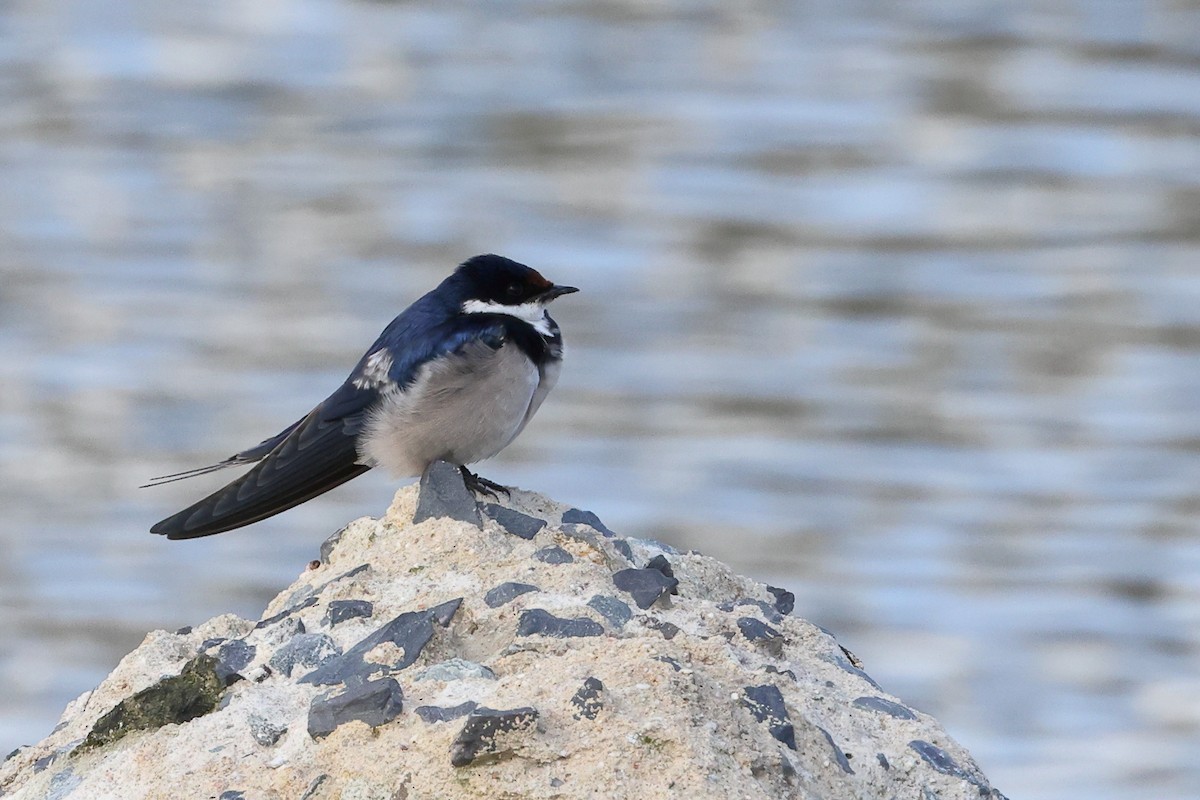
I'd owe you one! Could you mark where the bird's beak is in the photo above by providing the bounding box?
[538,284,579,302]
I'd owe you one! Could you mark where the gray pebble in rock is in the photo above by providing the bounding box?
[570,677,604,720]
[482,504,546,540]
[736,617,785,658]
[484,582,539,608]
[415,701,478,724]
[415,658,496,682]
[533,546,573,564]
[645,554,675,580]
[300,598,462,686]
[908,740,990,791]
[270,633,341,678]
[612,540,634,562]
[413,460,481,527]
[299,775,330,800]
[561,508,615,536]
[248,714,287,747]
[450,707,539,767]
[213,640,256,685]
[764,665,797,682]
[174,626,192,636]
[587,595,632,628]
[877,753,890,770]
[218,791,245,800]
[319,526,347,563]
[652,655,682,672]
[816,726,854,774]
[741,684,796,750]
[853,696,917,720]
[826,653,882,690]
[767,585,795,616]
[640,538,679,556]
[722,598,783,624]
[517,609,604,639]
[45,768,80,800]
[254,600,314,632]
[307,677,404,739]
[324,600,373,627]
[612,568,679,610]
[639,617,680,640]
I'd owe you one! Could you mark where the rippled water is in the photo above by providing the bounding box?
[3,3,1200,798]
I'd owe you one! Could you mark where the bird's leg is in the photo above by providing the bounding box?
[458,465,511,499]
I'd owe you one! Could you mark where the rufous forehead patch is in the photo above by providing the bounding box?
[526,269,554,290]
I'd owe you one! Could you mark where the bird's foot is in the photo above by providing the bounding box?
[459,466,511,500]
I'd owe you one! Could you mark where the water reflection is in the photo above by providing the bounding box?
[2,3,1199,799]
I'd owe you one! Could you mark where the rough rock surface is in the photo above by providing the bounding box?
[0,465,1005,799]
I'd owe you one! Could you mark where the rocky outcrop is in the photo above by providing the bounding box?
[0,463,1004,799]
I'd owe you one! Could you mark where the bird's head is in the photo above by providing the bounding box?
[454,254,578,322]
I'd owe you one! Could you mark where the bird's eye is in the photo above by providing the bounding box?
[505,282,523,300]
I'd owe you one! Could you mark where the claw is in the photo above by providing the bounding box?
[458,466,511,499]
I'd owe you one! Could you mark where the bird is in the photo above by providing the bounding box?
[146,254,578,539]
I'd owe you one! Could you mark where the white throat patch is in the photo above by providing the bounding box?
[462,299,553,336]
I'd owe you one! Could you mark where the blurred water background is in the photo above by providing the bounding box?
[2,2,1200,797]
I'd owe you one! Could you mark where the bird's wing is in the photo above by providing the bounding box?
[149,389,375,539]
[147,303,517,539]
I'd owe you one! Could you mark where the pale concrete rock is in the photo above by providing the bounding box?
[0,474,1004,800]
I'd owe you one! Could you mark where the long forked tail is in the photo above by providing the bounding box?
[140,457,257,488]
[141,417,305,489]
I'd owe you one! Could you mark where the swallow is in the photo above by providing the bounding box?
[146,254,577,539]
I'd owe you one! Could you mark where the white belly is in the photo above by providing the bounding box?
[357,340,543,476]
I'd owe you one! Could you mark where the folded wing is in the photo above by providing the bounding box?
[149,403,370,539]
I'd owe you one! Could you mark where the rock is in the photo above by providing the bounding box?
[299,598,461,686]
[247,714,287,747]
[323,599,373,627]
[80,655,225,752]
[268,633,340,678]
[853,695,918,720]
[516,609,604,639]
[307,677,404,739]
[612,567,678,609]
[570,678,604,720]
[639,616,680,640]
[611,539,634,562]
[0,483,1002,800]
[586,594,632,627]
[413,659,496,682]
[414,701,478,724]
[484,582,539,608]
[211,640,256,685]
[736,617,786,657]
[742,684,796,750]
[721,598,784,624]
[532,545,573,564]
[255,599,315,632]
[413,460,481,526]
[482,503,546,540]
[645,554,675,580]
[817,726,854,774]
[449,707,539,767]
[909,740,993,793]
[560,508,615,536]
[767,585,795,615]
